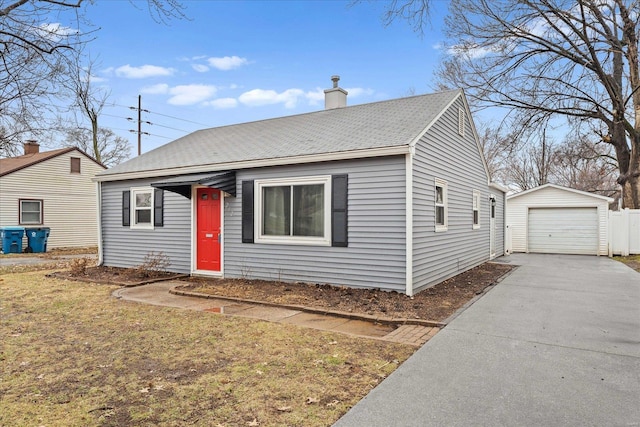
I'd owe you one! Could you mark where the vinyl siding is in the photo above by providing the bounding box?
[412,97,493,293]
[0,152,105,249]
[506,186,609,255]
[100,178,192,272]
[225,157,407,292]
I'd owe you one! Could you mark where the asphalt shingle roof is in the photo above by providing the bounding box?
[100,89,461,178]
[0,148,74,177]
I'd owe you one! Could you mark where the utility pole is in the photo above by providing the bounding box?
[128,95,151,156]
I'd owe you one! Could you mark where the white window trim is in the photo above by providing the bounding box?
[435,178,448,232]
[255,175,331,246]
[130,186,154,230]
[472,190,481,229]
[19,199,43,225]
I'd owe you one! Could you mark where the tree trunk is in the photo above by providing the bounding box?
[91,115,101,164]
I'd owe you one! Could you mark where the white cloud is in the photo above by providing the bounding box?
[167,84,218,105]
[239,88,306,108]
[115,64,175,79]
[344,87,374,98]
[204,98,238,109]
[305,88,325,105]
[208,56,249,71]
[192,64,209,73]
[141,83,170,95]
[36,23,78,42]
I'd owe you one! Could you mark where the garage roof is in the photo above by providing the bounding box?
[507,184,614,203]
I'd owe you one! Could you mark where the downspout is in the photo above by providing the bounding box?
[405,148,414,296]
[96,181,104,266]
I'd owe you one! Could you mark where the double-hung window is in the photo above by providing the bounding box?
[19,199,43,225]
[472,190,481,229]
[256,176,331,245]
[435,178,448,232]
[131,187,154,229]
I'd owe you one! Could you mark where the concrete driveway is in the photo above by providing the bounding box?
[334,254,640,427]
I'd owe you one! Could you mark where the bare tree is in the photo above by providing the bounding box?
[433,0,639,208]
[504,130,558,191]
[0,0,186,156]
[64,126,130,167]
[63,55,109,164]
[554,135,619,197]
[476,123,515,182]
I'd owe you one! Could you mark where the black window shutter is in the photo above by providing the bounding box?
[122,190,130,227]
[154,189,164,227]
[331,174,348,247]
[242,180,254,243]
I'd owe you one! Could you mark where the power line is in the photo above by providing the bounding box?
[150,122,189,133]
[110,102,210,127]
[147,110,210,127]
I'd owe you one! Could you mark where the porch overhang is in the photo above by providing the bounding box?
[150,171,236,198]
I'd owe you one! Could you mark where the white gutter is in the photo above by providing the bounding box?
[93,145,410,182]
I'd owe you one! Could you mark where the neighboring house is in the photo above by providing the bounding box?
[507,183,613,256]
[0,142,107,249]
[95,78,506,295]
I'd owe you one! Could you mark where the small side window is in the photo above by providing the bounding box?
[472,190,481,229]
[70,157,81,174]
[435,178,448,232]
[130,188,154,229]
[19,199,43,225]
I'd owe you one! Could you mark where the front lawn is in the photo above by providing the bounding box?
[0,271,414,426]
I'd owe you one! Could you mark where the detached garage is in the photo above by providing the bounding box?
[507,184,613,256]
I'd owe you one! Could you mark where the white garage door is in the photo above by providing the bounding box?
[528,207,598,255]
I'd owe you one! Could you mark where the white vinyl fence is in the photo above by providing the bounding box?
[609,209,640,256]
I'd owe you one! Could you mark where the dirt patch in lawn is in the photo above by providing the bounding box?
[60,261,513,323]
[615,254,640,272]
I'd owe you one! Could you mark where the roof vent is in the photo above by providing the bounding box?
[24,140,40,155]
[324,75,348,109]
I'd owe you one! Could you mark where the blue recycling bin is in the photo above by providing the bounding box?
[25,227,50,253]
[0,226,25,254]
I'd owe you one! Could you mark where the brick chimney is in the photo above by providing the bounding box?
[23,140,40,155]
[324,75,348,109]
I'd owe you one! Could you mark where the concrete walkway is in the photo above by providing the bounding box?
[113,282,439,346]
[334,254,640,427]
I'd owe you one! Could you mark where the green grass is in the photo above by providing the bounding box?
[0,270,414,426]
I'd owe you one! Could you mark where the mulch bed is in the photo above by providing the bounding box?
[52,259,513,322]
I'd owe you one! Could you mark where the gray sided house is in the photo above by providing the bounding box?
[95,82,505,295]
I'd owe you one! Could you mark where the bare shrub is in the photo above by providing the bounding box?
[68,258,89,276]
[135,251,171,277]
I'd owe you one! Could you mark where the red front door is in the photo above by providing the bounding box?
[196,188,221,271]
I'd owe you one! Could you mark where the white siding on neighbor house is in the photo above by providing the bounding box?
[507,186,610,255]
[100,178,192,273]
[0,152,104,249]
[225,157,408,292]
[412,96,495,293]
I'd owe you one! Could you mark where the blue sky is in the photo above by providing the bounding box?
[74,1,449,155]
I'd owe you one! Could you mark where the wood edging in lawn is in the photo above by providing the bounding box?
[169,286,446,328]
[46,271,190,287]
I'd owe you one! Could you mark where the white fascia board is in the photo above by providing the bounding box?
[489,182,510,193]
[93,145,410,182]
[507,183,614,202]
